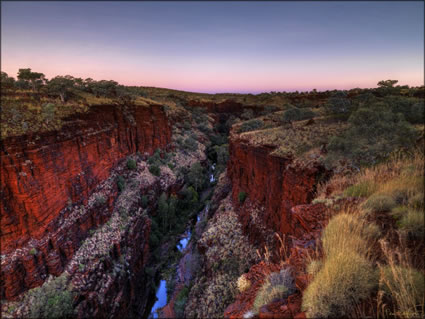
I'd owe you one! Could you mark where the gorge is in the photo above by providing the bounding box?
[1,81,424,319]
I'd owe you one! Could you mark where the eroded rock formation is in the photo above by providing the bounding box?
[227,137,330,251]
[1,104,171,300]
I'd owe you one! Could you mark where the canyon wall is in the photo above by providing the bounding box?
[1,104,171,253]
[0,103,172,300]
[227,137,330,249]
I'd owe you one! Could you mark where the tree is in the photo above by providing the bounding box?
[1,72,15,90]
[377,80,400,96]
[378,80,398,88]
[187,162,205,191]
[17,68,45,90]
[90,80,119,98]
[158,192,169,233]
[46,76,75,102]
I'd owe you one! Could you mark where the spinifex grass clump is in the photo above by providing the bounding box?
[302,251,377,318]
[322,213,380,258]
[252,268,295,313]
[302,211,380,318]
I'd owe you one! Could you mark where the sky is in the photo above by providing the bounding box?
[1,1,424,93]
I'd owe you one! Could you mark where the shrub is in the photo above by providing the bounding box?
[253,268,295,313]
[324,91,352,115]
[306,260,322,277]
[183,136,198,152]
[141,195,149,208]
[408,193,424,210]
[281,107,316,123]
[238,119,264,133]
[26,274,74,318]
[116,175,126,192]
[303,251,377,318]
[238,191,247,204]
[149,164,161,176]
[174,285,190,318]
[95,194,106,206]
[30,248,37,255]
[397,210,424,238]
[237,274,251,293]
[326,104,418,166]
[126,158,137,170]
[362,194,396,213]
[344,181,377,198]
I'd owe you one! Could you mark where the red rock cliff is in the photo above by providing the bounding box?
[1,104,171,254]
[227,137,330,249]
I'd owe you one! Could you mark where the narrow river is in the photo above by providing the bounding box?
[149,162,216,318]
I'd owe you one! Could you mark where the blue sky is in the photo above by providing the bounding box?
[1,1,423,93]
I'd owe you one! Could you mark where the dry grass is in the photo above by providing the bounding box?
[378,240,425,319]
[302,250,378,318]
[304,150,424,318]
[237,274,251,293]
[322,211,381,258]
[252,268,295,313]
[320,149,424,200]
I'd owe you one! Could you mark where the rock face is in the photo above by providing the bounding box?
[0,104,171,300]
[227,137,330,250]
[1,104,171,253]
[72,209,152,318]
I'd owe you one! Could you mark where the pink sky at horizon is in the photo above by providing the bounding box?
[2,61,423,94]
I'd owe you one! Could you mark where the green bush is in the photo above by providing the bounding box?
[362,194,396,213]
[302,251,377,318]
[326,103,418,166]
[30,248,37,255]
[183,136,198,152]
[141,195,149,208]
[344,181,377,198]
[26,274,74,318]
[253,268,295,313]
[238,119,264,133]
[116,175,126,192]
[127,158,137,170]
[325,91,352,115]
[149,164,161,176]
[281,107,316,123]
[238,191,247,204]
[174,285,190,317]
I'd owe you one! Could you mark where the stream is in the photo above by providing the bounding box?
[149,162,216,318]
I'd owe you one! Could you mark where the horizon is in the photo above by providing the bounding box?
[1,1,424,94]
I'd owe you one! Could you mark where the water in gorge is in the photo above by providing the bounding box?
[148,161,216,318]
